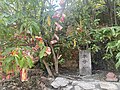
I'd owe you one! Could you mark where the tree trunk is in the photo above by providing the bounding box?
[42,59,53,77]
[51,45,59,74]
[113,0,117,25]
[104,0,113,26]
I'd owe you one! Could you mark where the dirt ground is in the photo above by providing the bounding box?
[0,68,119,90]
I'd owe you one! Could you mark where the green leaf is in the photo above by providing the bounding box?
[5,56,14,63]
[26,56,34,68]
[29,26,33,35]
[18,50,23,58]
[21,46,32,50]
[115,58,120,69]
[116,52,120,60]
[20,23,26,33]
[38,42,44,47]
[116,40,120,49]
[15,56,19,65]
[111,27,116,36]
[39,46,46,59]
[19,57,25,68]
[2,47,16,56]
[31,21,39,34]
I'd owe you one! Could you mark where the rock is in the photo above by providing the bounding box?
[47,88,54,90]
[82,78,95,82]
[94,83,101,89]
[74,85,82,90]
[115,83,120,90]
[72,81,79,85]
[63,85,73,90]
[78,82,95,89]
[106,72,119,82]
[47,77,54,83]
[12,86,16,89]
[2,87,6,90]
[100,82,118,90]
[51,77,69,88]
[72,81,95,89]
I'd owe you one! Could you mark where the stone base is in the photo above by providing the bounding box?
[106,78,119,82]
[50,76,120,90]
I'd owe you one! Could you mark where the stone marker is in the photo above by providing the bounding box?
[79,50,91,75]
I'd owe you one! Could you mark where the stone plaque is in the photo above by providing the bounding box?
[79,50,91,75]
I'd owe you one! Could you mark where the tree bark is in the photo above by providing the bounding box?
[42,59,53,77]
[113,0,117,25]
[51,45,59,74]
[104,0,113,26]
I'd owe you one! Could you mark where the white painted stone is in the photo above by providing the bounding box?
[100,82,118,90]
[72,81,95,89]
[115,83,120,89]
[79,82,95,89]
[72,81,80,85]
[92,89,101,90]
[51,77,69,88]
[63,85,73,90]
[74,85,82,90]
